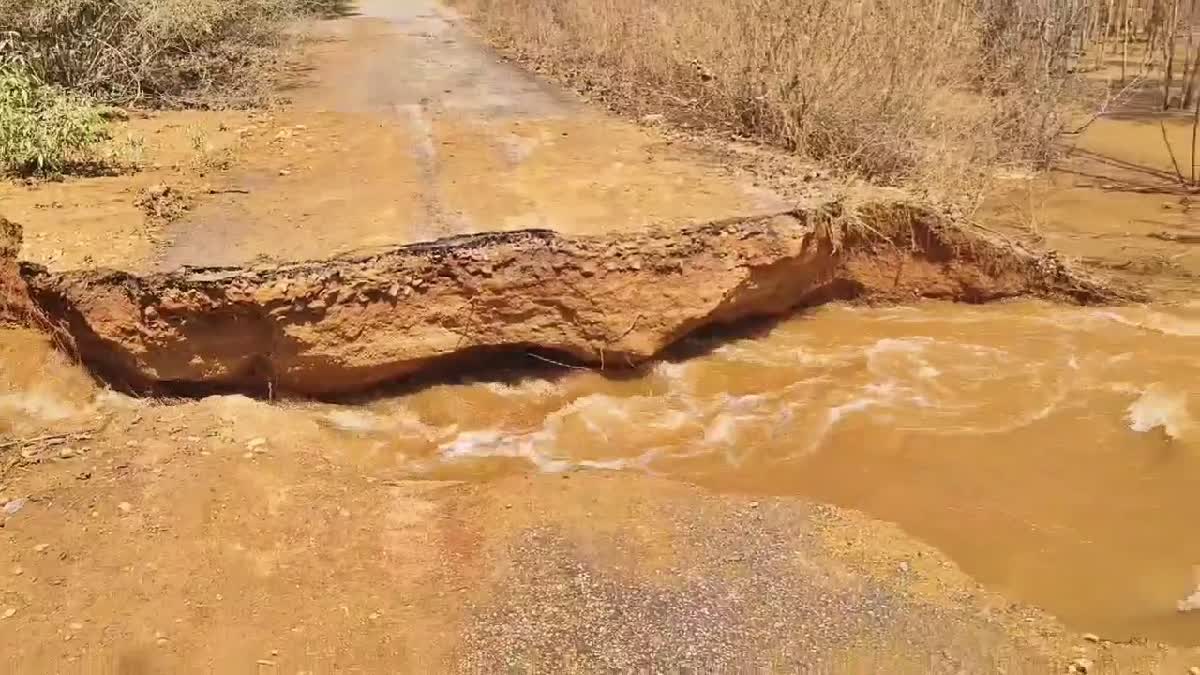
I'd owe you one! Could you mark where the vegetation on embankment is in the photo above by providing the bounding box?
[448,0,1093,201]
[0,0,346,176]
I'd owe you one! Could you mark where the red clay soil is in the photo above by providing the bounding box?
[4,198,1128,396]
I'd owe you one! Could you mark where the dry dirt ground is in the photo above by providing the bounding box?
[2,1,1200,673]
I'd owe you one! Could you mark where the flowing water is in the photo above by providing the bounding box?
[4,300,1199,644]
[315,300,1200,644]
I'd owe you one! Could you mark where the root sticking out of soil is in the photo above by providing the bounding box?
[2,197,1132,396]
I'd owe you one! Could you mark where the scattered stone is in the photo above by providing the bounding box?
[257,660,277,667]
[247,438,267,449]
[368,612,379,620]
[58,448,76,459]
[33,543,49,553]
[898,562,910,573]
[117,502,133,514]
[69,622,83,630]
[748,501,759,509]
[2,608,15,619]
[11,567,23,576]
[3,498,26,515]
[1082,633,1099,643]
[278,169,291,177]
[1188,666,1199,675]
[243,452,255,460]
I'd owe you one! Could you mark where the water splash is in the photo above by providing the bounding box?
[1127,387,1194,441]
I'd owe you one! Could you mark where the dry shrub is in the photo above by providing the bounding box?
[0,0,304,107]
[452,0,1086,200]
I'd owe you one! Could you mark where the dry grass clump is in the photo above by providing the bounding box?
[0,0,336,108]
[451,0,1085,199]
[0,0,344,175]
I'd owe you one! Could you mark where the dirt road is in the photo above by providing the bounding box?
[152,0,786,269]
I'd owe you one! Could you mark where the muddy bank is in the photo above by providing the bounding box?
[4,197,1128,395]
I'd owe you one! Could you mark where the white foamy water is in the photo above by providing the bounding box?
[1092,308,1200,337]
[298,301,1198,482]
[221,300,1200,644]
[1127,387,1194,441]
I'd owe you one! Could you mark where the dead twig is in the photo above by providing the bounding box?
[1064,72,1148,138]
[0,431,92,452]
[1149,231,1200,243]
[525,351,591,371]
[1160,120,1190,187]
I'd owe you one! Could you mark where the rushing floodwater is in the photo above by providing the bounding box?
[4,300,1199,644]
[319,300,1200,644]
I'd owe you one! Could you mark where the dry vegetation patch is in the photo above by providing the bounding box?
[450,0,1088,202]
[0,0,345,177]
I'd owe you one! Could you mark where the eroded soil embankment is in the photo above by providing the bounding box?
[1,199,1127,395]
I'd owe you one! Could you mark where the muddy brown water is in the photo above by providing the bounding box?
[4,300,1199,645]
[311,300,1199,645]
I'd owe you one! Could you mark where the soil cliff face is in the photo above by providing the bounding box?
[1,217,39,328]
[6,199,1124,395]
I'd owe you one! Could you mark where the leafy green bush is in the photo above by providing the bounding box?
[0,67,108,176]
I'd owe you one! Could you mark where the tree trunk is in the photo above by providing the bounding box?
[1164,0,1182,109]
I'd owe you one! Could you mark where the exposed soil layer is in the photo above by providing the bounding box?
[3,198,1127,396]
[0,217,38,329]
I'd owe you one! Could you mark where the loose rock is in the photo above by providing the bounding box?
[3,498,25,515]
